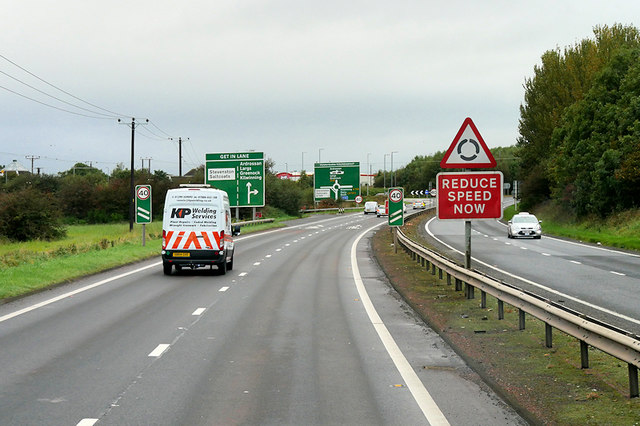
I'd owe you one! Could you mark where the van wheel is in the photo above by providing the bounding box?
[218,261,227,275]
[163,263,172,275]
[227,253,234,271]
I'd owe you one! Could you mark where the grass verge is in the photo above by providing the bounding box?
[373,216,640,424]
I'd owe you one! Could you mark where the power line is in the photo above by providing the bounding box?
[0,53,130,118]
[0,83,115,119]
[0,69,120,119]
[149,120,172,138]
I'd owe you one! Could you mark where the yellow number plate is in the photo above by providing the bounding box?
[172,252,190,258]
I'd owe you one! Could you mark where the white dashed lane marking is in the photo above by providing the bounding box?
[148,344,170,357]
[192,308,206,315]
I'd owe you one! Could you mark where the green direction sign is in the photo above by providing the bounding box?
[205,152,265,207]
[135,185,152,224]
[388,187,404,227]
[314,161,360,202]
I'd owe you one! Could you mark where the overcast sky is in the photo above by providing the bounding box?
[2,1,638,176]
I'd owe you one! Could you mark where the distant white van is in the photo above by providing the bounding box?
[363,201,378,214]
[161,185,239,275]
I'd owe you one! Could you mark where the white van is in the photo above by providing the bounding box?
[363,201,377,214]
[161,185,239,275]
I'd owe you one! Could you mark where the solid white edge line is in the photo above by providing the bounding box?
[0,261,162,324]
[426,217,640,326]
[351,223,450,425]
[148,343,170,357]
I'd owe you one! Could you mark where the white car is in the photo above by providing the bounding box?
[376,204,388,217]
[363,201,378,214]
[507,212,542,239]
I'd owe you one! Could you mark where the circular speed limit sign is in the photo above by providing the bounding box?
[136,186,150,200]
[355,195,363,203]
[389,188,403,203]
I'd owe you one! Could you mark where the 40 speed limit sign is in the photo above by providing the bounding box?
[388,187,404,226]
[135,185,152,224]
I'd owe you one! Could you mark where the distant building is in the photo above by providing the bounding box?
[1,159,30,177]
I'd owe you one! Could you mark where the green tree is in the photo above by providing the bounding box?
[0,188,66,241]
[517,24,640,210]
[550,46,640,216]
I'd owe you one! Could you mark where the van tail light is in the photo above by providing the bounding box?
[162,230,167,249]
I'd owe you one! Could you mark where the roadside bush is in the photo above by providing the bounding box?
[0,188,66,241]
[265,175,303,216]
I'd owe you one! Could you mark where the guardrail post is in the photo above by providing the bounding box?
[455,278,462,291]
[629,364,639,398]
[447,273,451,286]
[421,257,425,267]
[431,264,436,275]
[519,309,525,330]
[466,284,474,299]
[545,323,553,348]
[438,268,443,280]
[480,290,487,308]
[580,340,589,369]
[498,300,504,320]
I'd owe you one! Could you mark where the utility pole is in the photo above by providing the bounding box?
[25,155,39,174]
[119,118,148,232]
[141,157,152,173]
[169,137,188,177]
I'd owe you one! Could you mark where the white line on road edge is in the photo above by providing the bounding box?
[426,217,640,327]
[351,223,450,426]
[0,261,162,324]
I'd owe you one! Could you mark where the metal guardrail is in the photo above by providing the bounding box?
[234,218,275,227]
[299,207,362,213]
[394,212,640,398]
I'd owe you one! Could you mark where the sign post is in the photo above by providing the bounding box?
[205,152,265,217]
[135,185,152,246]
[388,187,404,253]
[438,118,500,270]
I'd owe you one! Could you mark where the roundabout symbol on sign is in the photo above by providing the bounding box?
[136,186,150,200]
[389,188,403,203]
[457,138,480,161]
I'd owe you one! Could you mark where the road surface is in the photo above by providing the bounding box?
[0,213,525,425]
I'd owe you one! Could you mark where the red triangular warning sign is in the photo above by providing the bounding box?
[440,117,496,168]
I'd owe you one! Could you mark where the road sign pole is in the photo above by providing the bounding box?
[142,223,146,247]
[465,220,471,269]
[394,227,398,254]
